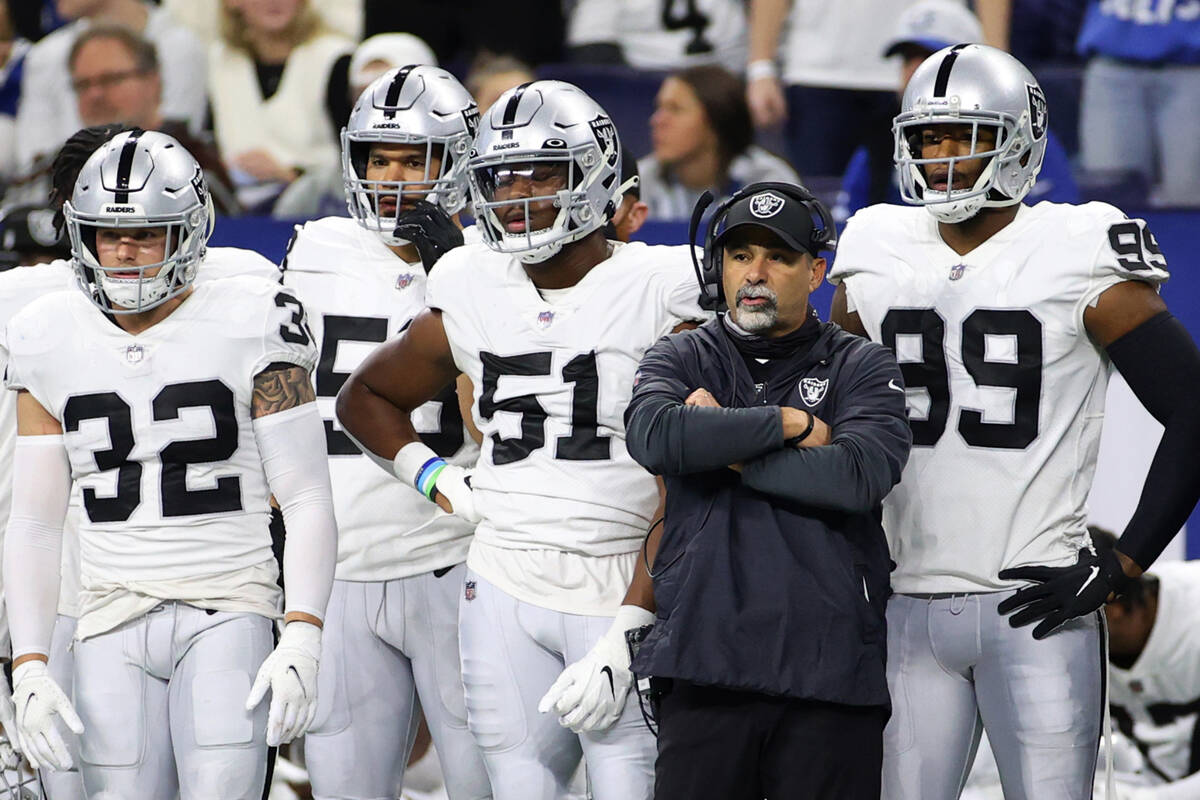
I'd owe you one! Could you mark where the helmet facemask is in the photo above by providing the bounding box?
[470,143,614,264]
[895,102,1038,223]
[66,196,211,315]
[342,130,470,246]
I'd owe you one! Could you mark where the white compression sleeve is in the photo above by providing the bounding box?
[252,403,337,622]
[3,436,70,660]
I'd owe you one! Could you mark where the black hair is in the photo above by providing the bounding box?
[49,124,142,234]
[670,65,754,178]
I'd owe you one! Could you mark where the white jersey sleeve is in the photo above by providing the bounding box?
[4,276,316,636]
[199,246,283,285]
[426,241,710,557]
[281,217,478,581]
[829,202,1167,593]
[1109,561,1200,782]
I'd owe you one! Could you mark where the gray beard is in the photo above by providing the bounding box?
[730,304,778,333]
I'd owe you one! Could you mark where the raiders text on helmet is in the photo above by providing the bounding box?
[893,44,1049,223]
[65,129,213,314]
[467,80,623,264]
[342,65,479,245]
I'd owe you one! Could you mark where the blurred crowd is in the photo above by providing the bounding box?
[0,0,1197,263]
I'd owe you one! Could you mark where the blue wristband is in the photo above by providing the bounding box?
[414,456,448,501]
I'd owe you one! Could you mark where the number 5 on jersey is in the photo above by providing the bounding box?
[479,351,611,465]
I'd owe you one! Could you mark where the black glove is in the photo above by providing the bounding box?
[394,200,464,272]
[997,547,1132,640]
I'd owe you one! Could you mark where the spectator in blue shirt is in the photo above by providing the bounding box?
[1077,0,1200,208]
[835,0,1078,223]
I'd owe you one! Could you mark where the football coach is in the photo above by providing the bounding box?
[624,182,912,800]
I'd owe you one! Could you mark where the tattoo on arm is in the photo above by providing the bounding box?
[252,363,315,418]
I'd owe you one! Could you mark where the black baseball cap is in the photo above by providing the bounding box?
[714,188,819,256]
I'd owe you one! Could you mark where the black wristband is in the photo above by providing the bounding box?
[784,411,815,447]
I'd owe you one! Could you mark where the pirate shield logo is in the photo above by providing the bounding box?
[749,192,785,218]
[799,377,828,407]
[1026,84,1048,141]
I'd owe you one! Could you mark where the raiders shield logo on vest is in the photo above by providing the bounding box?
[799,377,828,407]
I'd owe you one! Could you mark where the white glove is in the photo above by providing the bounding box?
[393,442,481,524]
[538,605,655,733]
[10,660,83,771]
[0,686,20,768]
[245,621,322,746]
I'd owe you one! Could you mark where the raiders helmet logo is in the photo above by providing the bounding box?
[463,106,481,138]
[799,377,828,407]
[588,115,619,167]
[1026,84,1047,141]
[749,192,786,219]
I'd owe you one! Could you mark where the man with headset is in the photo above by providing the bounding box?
[618,181,912,799]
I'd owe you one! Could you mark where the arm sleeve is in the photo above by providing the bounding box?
[3,436,70,660]
[1106,311,1200,570]
[252,403,336,622]
[739,343,912,513]
[624,336,784,475]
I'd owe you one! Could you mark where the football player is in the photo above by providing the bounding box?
[282,65,491,800]
[1,130,337,799]
[335,80,709,800]
[1094,526,1200,800]
[0,123,282,800]
[829,45,1200,800]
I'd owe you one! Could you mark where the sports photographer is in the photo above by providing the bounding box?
[624,181,912,799]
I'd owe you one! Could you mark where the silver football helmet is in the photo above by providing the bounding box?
[894,44,1048,223]
[65,130,213,314]
[468,80,622,264]
[342,65,479,245]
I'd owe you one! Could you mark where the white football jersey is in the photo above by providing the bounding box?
[281,216,478,581]
[567,0,746,71]
[426,240,707,559]
[829,202,1169,593]
[1109,561,1200,782]
[3,274,318,627]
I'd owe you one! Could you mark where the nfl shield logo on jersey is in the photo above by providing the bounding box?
[537,310,555,329]
[125,344,145,364]
[396,272,415,290]
[799,377,828,407]
[464,581,476,602]
[749,192,785,219]
[949,263,966,281]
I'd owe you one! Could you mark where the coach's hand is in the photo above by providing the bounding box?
[539,605,655,733]
[394,200,464,272]
[246,621,322,746]
[998,548,1133,639]
[10,660,83,771]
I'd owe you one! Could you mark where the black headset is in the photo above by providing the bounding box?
[687,180,837,311]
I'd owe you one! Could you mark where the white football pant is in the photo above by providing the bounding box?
[458,571,655,800]
[883,592,1103,800]
[305,567,490,800]
[72,603,273,799]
